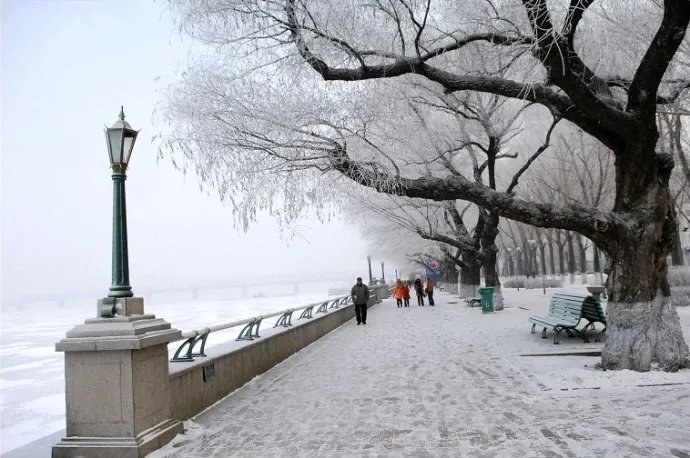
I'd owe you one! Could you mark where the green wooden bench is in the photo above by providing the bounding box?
[528,293,607,344]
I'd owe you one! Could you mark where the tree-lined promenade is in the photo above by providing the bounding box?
[160,0,690,372]
[150,291,690,457]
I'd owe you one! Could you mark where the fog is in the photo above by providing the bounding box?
[0,0,372,304]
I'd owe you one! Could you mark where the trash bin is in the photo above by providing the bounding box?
[477,287,495,313]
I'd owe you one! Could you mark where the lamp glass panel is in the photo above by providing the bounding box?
[108,129,124,164]
[122,136,135,164]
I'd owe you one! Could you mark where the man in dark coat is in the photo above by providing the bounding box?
[351,277,370,325]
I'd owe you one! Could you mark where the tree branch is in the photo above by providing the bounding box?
[330,143,621,242]
[417,230,479,254]
[563,0,596,49]
[506,117,561,193]
[421,33,533,61]
[627,0,690,115]
[439,245,468,270]
[521,0,631,132]
[285,0,622,147]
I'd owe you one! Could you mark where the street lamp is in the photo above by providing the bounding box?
[367,255,373,285]
[381,261,385,284]
[105,106,139,299]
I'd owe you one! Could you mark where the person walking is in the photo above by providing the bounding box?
[393,280,404,308]
[414,278,425,306]
[351,277,370,325]
[425,277,435,306]
[402,281,411,307]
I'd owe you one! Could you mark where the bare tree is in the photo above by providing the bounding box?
[163,0,690,371]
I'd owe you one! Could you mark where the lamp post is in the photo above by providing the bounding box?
[104,106,139,299]
[381,262,385,284]
[52,107,182,457]
[395,268,398,280]
[367,255,373,285]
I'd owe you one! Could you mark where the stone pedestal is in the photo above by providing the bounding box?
[52,299,183,458]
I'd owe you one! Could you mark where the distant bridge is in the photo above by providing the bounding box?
[2,272,358,308]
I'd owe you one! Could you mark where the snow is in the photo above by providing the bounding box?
[150,287,690,457]
[3,283,689,456]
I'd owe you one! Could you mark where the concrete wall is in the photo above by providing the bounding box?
[169,287,389,421]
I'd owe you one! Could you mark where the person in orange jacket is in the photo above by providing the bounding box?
[425,277,435,306]
[402,281,411,307]
[393,280,405,308]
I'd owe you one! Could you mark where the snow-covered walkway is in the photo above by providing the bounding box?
[151,291,690,457]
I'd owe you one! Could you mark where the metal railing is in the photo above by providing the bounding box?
[170,293,362,362]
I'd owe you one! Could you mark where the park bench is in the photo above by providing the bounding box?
[528,293,607,344]
[464,296,481,307]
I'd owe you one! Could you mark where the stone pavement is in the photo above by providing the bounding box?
[151,292,690,457]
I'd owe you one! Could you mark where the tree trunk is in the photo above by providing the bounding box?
[577,236,588,284]
[459,256,480,298]
[593,245,604,285]
[481,211,503,310]
[602,236,689,371]
[539,245,547,279]
[440,256,458,283]
[530,249,538,278]
[547,235,556,276]
[671,224,685,266]
[600,147,689,372]
[556,236,566,277]
[567,233,576,284]
[483,248,503,310]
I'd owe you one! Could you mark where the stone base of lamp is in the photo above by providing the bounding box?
[52,419,181,458]
[52,300,183,458]
[98,296,144,317]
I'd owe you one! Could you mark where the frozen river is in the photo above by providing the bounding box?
[0,280,351,454]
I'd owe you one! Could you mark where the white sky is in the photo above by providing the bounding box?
[1,0,376,301]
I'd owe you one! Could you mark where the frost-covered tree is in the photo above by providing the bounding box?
[162,0,690,371]
[353,194,488,300]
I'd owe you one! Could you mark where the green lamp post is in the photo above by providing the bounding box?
[105,106,139,298]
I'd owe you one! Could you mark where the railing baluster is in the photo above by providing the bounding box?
[316,301,329,314]
[236,318,257,341]
[252,316,263,338]
[299,305,314,320]
[171,336,196,362]
[275,309,293,328]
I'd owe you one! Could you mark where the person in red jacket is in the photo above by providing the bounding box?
[393,280,405,308]
[402,281,411,307]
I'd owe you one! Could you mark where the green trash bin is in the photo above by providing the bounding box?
[477,287,495,313]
